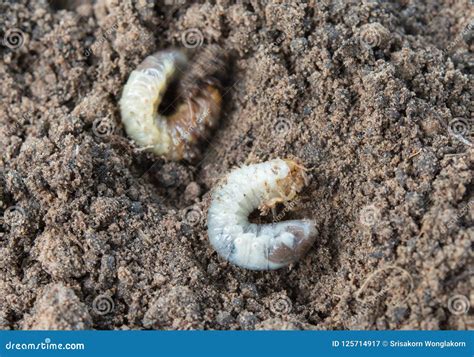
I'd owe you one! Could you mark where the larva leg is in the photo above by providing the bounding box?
[258,196,286,216]
[258,160,308,215]
[207,159,317,270]
[119,48,223,161]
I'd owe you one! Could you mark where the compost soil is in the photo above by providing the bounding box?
[0,0,472,330]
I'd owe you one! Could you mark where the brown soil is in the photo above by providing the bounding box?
[0,0,472,330]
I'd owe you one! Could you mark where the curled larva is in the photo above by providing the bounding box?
[207,159,317,270]
[119,47,223,161]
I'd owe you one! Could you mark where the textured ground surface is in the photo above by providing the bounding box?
[0,0,473,330]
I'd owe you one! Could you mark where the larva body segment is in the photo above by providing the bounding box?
[119,48,222,161]
[207,159,317,270]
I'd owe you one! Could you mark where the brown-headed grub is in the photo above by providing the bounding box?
[119,45,225,161]
[207,159,317,270]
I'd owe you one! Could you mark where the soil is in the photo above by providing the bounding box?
[0,0,473,330]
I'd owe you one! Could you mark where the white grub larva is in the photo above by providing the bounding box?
[119,46,223,161]
[207,159,317,270]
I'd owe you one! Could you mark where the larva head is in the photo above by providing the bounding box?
[277,159,309,201]
[202,85,222,125]
[167,84,222,161]
[180,44,227,95]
